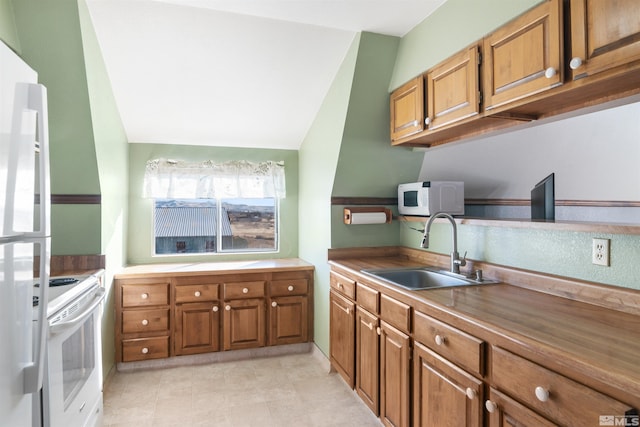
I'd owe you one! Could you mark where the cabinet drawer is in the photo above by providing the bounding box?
[414,311,484,376]
[356,283,379,314]
[224,281,265,299]
[175,284,219,303]
[492,346,632,426]
[330,271,356,300]
[122,337,169,362]
[380,293,411,333]
[121,283,169,307]
[271,279,308,297]
[122,308,169,334]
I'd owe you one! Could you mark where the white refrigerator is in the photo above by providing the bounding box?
[0,40,51,426]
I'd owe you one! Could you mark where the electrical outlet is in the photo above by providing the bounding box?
[592,238,610,266]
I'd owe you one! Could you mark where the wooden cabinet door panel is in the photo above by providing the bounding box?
[356,307,380,415]
[486,388,557,427]
[380,321,411,427]
[175,302,220,355]
[268,295,308,346]
[329,290,356,388]
[223,298,265,350]
[483,0,563,110]
[569,0,640,79]
[413,342,483,427]
[427,45,480,130]
[390,76,425,141]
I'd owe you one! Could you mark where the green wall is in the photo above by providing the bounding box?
[128,143,299,264]
[0,0,19,49]
[394,0,640,291]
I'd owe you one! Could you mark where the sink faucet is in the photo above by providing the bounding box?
[421,212,466,274]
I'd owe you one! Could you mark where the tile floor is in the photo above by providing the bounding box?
[102,351,382,426]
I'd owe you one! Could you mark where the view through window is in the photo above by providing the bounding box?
[154,198,277,255]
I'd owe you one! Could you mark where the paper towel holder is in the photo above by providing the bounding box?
[343,207,392,225]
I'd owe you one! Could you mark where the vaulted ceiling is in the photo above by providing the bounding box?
[86,0,447,150]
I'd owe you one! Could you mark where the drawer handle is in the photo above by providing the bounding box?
[535,386,550,402]
[288,285,294,291]
[225,305,231,311]
[141,319,149,326]
[271,301,277,307]
[485,400,497,413]
[194,291,201,297]
[466,388,476,400]
[435,334,446,346]
[212,306,219,312]
[141,293,149,299]
[141,347,149,354]
[242,287,249,294]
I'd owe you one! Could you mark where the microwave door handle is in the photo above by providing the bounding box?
[23,238,50,394]
[48,288,105,335]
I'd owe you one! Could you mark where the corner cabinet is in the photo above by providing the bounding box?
[482,0,563,111]
[114,263,314,364]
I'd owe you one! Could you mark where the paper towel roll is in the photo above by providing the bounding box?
[349,212,389,225]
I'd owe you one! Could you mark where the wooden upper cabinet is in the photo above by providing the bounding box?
[426,44,480,130]
[568,0,640,80]
[483,0,563,111]
[390,76,424,141]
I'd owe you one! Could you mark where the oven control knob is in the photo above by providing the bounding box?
[194,291,201,297]
[141,347,149,354]
[141,293,149,299]
[141,319,149,326]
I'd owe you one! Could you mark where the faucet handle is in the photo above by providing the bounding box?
[455,251,467,267]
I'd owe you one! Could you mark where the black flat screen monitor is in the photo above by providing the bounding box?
[531,173,555,221]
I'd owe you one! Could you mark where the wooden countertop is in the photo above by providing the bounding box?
[115,258,314,279]
[329,248,640,409]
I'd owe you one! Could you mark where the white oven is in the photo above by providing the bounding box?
[35,275,105,427]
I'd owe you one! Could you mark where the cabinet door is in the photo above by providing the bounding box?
[483,0,563,110]
[329,290,356,388]
[569,0,640,80]
[390,76,425,141]
[223,298,265,350]
[268,295,308,346]
[380,321,411,427]
[426,44,480,130]
[413,342,483,427]
[175,302,220,356]
[356,307,380,415]
[485,388,557,427]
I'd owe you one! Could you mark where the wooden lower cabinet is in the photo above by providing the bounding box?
[356,306,380,415]
[223,298,265,350]
[268,295,308,346]
[174,302,220,355]
[485,388,557,427]
[380,321,411,427]
[330,290,356,388]
[413,342,483,427]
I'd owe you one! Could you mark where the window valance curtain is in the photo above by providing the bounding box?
[143,159,286,199]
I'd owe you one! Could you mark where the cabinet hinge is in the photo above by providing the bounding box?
[478,51,482,65]
[479,91,483,105]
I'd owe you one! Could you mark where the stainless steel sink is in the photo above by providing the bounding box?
[361,267,496,290]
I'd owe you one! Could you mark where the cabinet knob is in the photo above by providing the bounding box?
[194,291,201,297]
[544,67,557,79]
[271,301,277,307]
[435,334,446,346]
[485,400,497,413]
[569,57,583,70]
[465,387,476,400]
[535,386,550,402]
[376,327,381,336]
[141,347,149,354]
[424,117,431,126]
[141,293,149,299]
[212,306,219,312]
[225,305,231,311]
[242,287,249,294]
[338,283,344,289]
[141,319,149,326]
[288,285,294,291]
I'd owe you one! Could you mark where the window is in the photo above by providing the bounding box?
[144,159,284,256]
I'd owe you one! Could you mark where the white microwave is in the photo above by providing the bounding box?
[397,181,464,216]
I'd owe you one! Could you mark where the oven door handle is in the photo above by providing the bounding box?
[49,288,106,335]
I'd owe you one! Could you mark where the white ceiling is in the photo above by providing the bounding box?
[86,0,447,150]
